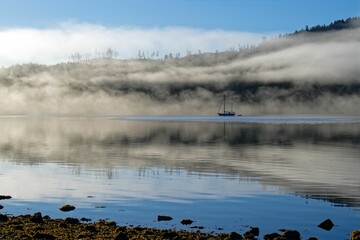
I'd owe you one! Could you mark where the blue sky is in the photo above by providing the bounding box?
[0,0,359,66]
[1,0,359,32]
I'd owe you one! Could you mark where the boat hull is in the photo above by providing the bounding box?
[218,113,236,116]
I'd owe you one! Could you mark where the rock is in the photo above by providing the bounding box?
[244,227,259,237]
[80,217,92,222]
[32,232,56,240]
[308,237,318,240]
[31,212,44,224]
[65,217,80,224]
[318,218,334,231]
[225,231,243,240]
[114,232,129,240]
[157,215,173,221]
[281,230,301,240]
[85,225,97,232]
[0,195,12,200]
[263,232,281,240]
[0,205,3,209]
[59,222,67,228]
[190,226,204,229]
[106,221,117,227]
[181,219,194,225]
[59,204,75,212]
[0,214,9,222]
[351,230,360,240]
[77,233,92,239]
[162,231,178,239]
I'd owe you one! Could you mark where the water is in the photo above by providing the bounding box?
[0,115,359,239]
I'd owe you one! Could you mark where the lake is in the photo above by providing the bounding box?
[0,115,359,239]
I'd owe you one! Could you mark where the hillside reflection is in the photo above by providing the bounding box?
[0,117,359,207]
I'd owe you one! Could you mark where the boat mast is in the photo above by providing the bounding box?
[223,95,226,113]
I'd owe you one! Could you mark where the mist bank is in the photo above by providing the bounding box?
[0,27,359,115]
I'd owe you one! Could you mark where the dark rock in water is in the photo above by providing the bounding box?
[263,232,281,240]
[190,226,204,229]
[318,218,334,231]
[0,214,9,222]
[33,232,56,240]
[0,195,12,200]
[181,219,194,225]
[59,204,75,212]
[157,215,173,221]
[308,237,318,240]
[225,231,243,240]
[65,217,80,224]
[244,226,260,237]
[31,212,44,224]
[80,217,92,222]
[281,230,301,240]
[0,205,3,209]
[351,230,360,240]
[114,232,129,240]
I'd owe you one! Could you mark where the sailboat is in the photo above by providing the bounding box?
[217,95,236,116]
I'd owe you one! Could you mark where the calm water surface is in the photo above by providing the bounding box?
[0,115,359,239]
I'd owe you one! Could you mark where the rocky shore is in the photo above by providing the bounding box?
[1,197,359,240]
[0,212,359,240]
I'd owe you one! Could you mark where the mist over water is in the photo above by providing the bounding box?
[0,27,359,115]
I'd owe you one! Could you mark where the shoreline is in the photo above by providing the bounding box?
[0,212,359,240]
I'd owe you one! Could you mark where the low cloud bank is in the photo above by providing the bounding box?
[0,26,359,115]
[0,23,266,66]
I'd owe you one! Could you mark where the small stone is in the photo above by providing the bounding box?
[281,230,301,240]
[157,215,173,221]
[351,230,360,240]
[116,226,127,232]
[225,231,243,240]
[31,212,44,224]
[244,226,259,237]
[77,233,91,239]
[181,219,194,225]
[106,221,117,226]
[318,218,334,231]
[65,217,80,224]
[0,205,3,209]
[0,195,12,200]
[80,217,92,222]
[59,204,75,212]
[59,222,67,228]
[32,232,56,240]
[264,232,281,240]
[114,232,129,240]
[85,225,97,232]
[0,214,9,222]
[190,226,205,229]
[162,231,178,239]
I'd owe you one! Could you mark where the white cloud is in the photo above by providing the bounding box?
[0,23,268,66]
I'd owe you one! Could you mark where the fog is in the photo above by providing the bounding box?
[0,27,359,115]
